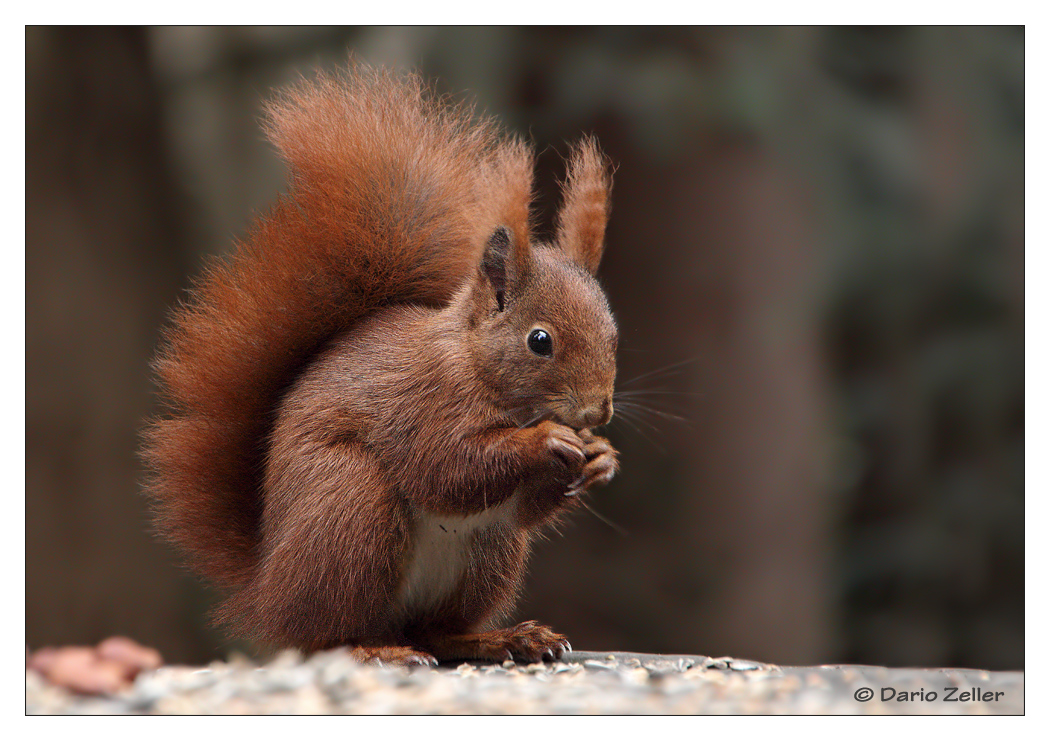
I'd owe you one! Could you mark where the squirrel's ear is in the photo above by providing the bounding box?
[480,227,517,312]
[555,138,612,275]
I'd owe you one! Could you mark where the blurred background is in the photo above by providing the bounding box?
[26,26,1024,670]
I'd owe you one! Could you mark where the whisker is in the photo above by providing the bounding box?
[516,410,550,430]
[614,400,689,424]
[608,411,649,440]
[498,403,533,418]
[614,405,665,435]
[578,497,630,537]
[609,410,668,454]
[618,357,700,388]
[616,397,689,421]
[614,390,705,399]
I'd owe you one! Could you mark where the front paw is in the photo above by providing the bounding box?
[534,421,587,484]
[568,430,619,493]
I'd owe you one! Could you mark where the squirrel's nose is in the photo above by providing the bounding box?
[579,397,613,428]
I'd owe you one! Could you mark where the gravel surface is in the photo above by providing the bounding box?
[26,649,1023,715]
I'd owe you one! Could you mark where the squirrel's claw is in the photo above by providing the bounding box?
[567,446,619,493]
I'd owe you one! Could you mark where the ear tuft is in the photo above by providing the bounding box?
[476,137,534,276]
[555,137,613,274]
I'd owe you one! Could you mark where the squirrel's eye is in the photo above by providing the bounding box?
[527,328,553,357]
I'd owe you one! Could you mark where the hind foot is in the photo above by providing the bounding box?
[349,645,437,667]
[422,620,571,663]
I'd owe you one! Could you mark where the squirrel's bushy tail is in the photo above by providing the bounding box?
[142,66,531,590]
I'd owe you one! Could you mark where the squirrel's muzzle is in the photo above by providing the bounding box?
[576,397,613,428]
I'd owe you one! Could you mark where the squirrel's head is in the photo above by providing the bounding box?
[465,138,617,431]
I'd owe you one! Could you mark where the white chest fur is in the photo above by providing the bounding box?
[394,496,517,619]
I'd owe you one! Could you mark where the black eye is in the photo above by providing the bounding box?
[527,328,553,357]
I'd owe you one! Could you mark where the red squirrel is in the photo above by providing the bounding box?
[143,65,619,666]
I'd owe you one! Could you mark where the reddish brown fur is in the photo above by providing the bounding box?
[142,64,619,662]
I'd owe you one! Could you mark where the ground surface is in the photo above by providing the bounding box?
[26,650,1023,715]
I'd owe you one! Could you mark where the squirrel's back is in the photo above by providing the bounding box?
[142,66,533,589]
